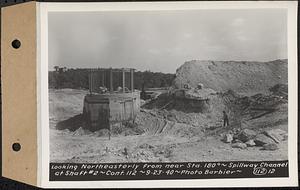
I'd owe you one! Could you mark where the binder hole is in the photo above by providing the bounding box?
[12,143,21,152]
[11,39,21,49]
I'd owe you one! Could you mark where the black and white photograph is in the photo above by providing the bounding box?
[49,8,289,163]
[41,1,297,187]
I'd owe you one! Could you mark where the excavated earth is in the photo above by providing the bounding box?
[174,59,288,95]
[50,59,288,163]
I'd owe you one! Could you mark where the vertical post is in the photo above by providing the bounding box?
[89,70,92,94]
[122,69,125,93]
[92,69,94,94]
[101,70,105,87]
[108,122,111,140]
[110,68,113,92]
[104,70,106,88]
[92,69,95,94]
[131,69,134,92]
[89,69,92,94]
[131,99,134,120]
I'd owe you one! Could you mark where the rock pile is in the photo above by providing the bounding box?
[231,142,247,149]
[245,140,256,147]
[269,83,288,98]
[237,129,257,142]
[254,134,276,146]
[263,129,287,143]
[222,128,287,151]
[223,134,233,143]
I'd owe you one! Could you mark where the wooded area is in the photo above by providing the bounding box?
[49,68,175,90]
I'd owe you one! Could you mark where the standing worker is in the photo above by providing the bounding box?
[223,111,229,127]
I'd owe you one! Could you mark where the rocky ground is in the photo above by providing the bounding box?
[50,82,288,163]
[50,128,288,163]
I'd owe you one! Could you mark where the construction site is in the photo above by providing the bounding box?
[49,59,288,163]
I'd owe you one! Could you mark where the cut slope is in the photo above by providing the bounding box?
[174,59,288,94]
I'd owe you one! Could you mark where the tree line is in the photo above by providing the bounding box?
[49,68,175,90]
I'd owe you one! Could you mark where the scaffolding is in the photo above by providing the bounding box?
[88,68,135,94]
[83,68,140,132]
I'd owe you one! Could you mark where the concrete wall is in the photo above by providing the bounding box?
[83,91,140,131]
[83,100,110,131]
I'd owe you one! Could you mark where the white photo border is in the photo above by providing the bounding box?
[37,1,298,188]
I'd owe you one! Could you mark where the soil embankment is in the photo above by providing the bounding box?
[50,59,288,163]
[174,59,287,94]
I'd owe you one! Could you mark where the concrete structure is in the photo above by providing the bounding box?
[171,87,216,113]
[83,68,140,131]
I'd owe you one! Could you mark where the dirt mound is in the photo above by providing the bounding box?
[269,83,288,98]
[142,89,242,130]
[56,115,145,136]
[142,83,288,137]
[93,129,110,137]
[174,59,288,94]
[49,89,87,128]
[51,85,287,141]
[142,92,213,114]
[207,85,288,140]
[110,122,145,136]
[72,127,93,136]
[232,85,288,128]
[56,114,83,131]
[135,110,204,138]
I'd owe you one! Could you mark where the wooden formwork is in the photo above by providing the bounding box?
[83,91,140,131]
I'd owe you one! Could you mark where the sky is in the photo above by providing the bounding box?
[48,9,287,73]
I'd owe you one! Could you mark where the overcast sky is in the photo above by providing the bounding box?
[49,9,287,73]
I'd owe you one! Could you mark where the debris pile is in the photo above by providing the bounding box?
[56,114,83,131]
[269,83,288,98]
[72,127,92,136]
[128,143,177,162]
[222,128,287,151]
[135,109,205,139]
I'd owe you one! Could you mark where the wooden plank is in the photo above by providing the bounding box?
[130,69,134,92]
[110,68,113,92]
